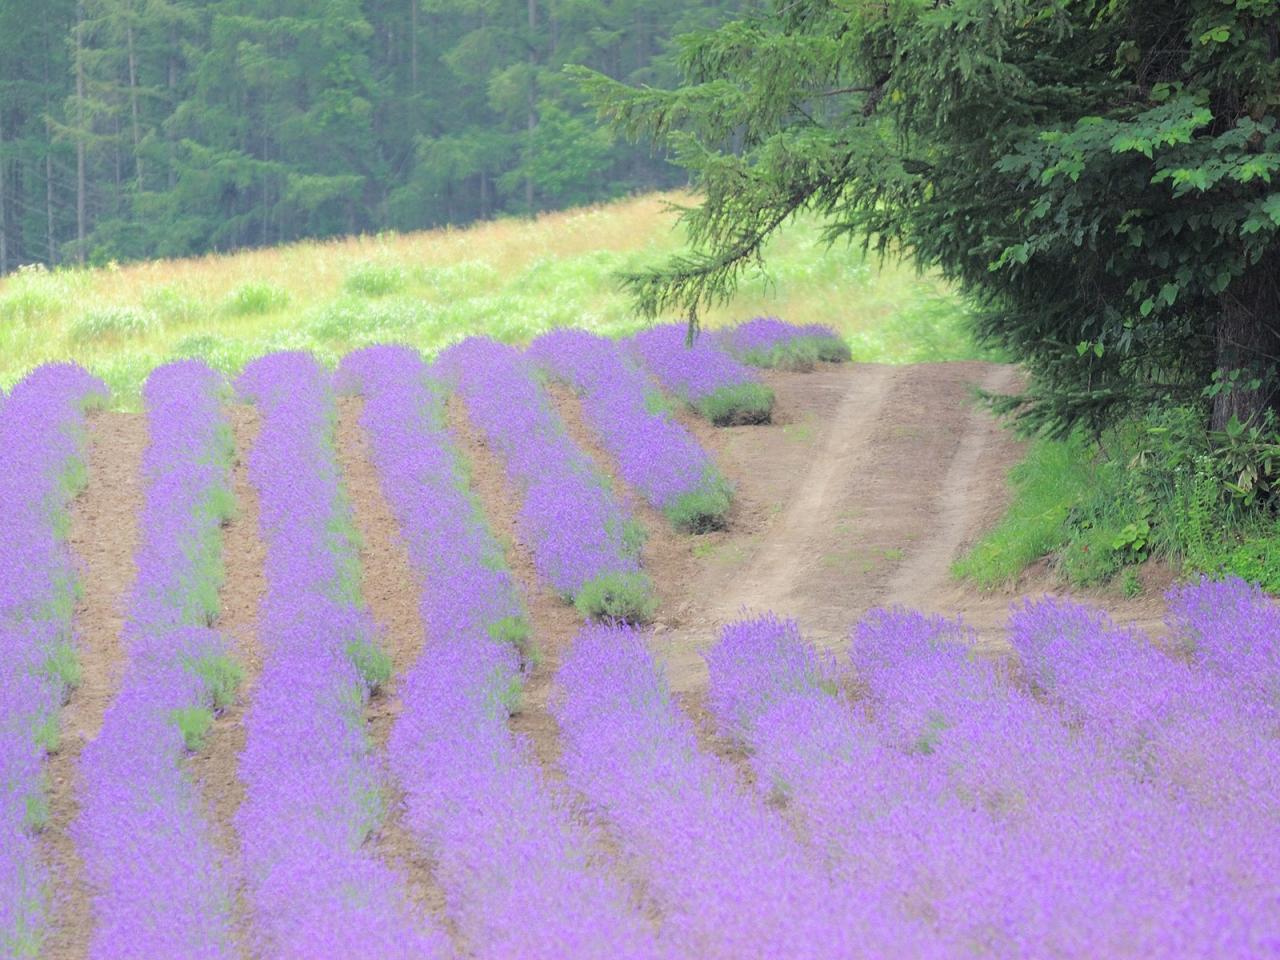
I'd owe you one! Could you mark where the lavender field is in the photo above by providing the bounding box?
[1,321,1277,959]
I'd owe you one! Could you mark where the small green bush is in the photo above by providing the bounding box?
[696,383,775,426]
[188,653,244,711]
[574,571,658,623]
[346,635,393,694]
[0,286,62,325]
[24,789,50,833]
[488,615,540,668]
[32,712,60,754]
[344,263,407,298]
[40,642,81,696]
[222,282,289,317]
[742,340,821,372]
[1215,533,1280,593]
[665,479,733,532]
[68,306,157,343]
[143,285,205,326]
[172,706,214,751]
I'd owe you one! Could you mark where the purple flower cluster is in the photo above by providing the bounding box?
[75,361,237,957]
[707,607,1280,957]
[528,329,731,530]
[235,352,447,960]
[626,323,774,425]
[1167,575,1280,714]
[435,337,652,618]
[341,345,659,958]
[0,363,105,956]
[715,317,850,369]
[554,623,862,960]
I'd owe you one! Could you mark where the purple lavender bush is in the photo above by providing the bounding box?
[0,363,105,957]
[528,329,732,531]
[235,352,448,960]
[1166,576,1280,715]
[627,323,774,426]
[75,361,239,958]
[715,317,851,370]
[555,623,873,960]
[435,337,655,622]
[342,344,660,958]
[1005,597,1280,955]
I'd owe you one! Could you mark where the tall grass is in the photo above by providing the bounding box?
[0,193,983,408]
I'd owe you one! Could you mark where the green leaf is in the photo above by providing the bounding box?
[1198,26,1230,44]
[1159,283,1179,306]
[1139,298,1155,317]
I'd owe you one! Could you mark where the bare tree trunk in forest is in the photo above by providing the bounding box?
[127,15,143,187]
[1212,249,1280,430]
[410,0,419,93]
[168,28,178,189]
[76,3,87,266]
[43,38,58,265]
[525,0,536,214]
[46,148,57,265]
[0,120,8,274]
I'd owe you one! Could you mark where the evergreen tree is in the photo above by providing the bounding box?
[574,0,1280,434]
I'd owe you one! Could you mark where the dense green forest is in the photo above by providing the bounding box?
[0,0,745,272]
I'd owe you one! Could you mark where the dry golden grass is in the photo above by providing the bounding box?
[0,191,980,408]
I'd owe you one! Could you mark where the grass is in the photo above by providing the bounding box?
[697,383,776,426]
[0,193,985,409]
[574,571,659,623]
[953,437,1095,589]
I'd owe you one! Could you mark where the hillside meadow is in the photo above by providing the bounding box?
[0,193,983,409]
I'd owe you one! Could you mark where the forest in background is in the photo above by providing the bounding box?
[0,0,746,273]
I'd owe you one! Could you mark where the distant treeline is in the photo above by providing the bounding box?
[0,0,743,273]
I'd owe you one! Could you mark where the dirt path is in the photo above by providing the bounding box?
[41,411,148,960]
[653,362,1169,692]
[332,397,458,944]
[188,404,265,960]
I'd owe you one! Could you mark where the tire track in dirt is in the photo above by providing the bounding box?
[444,393,664,926]
[332,396,461,947]
[880,365,1021,629]
[542,382,756,787]
[187,404,265,960]
[41,411,147,960]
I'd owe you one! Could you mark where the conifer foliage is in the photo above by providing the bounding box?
[575,0,1280,434]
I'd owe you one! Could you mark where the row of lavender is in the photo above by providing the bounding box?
[234,353,448,958]
[340,346,658,958]
[671,581,1279,958]
[0,365,104,957]
[75,362,240,957]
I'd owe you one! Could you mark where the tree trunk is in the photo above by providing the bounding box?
[410,0,419,93]
[1212,250,1280,430]
[127,16,143,187]
[0,118,8,275]
[168,26,178,189]
[525,0,537,214]
[76,3,87,266]
[46,147,57,265]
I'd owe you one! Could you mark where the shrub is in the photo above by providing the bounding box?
[222,282,289,317]
[188,653,244,711]
[346,635,393,694]
[172,706,214,751]
[696,383,775,426]
[574,571,658,623]
[142,285,205,326]
[68,306,157,343]
[344,263,407,298]
[665,481,732,533]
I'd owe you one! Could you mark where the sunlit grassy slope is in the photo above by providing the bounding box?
[0,192,985,408]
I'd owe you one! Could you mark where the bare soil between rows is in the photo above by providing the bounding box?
[43,359,1172,957]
